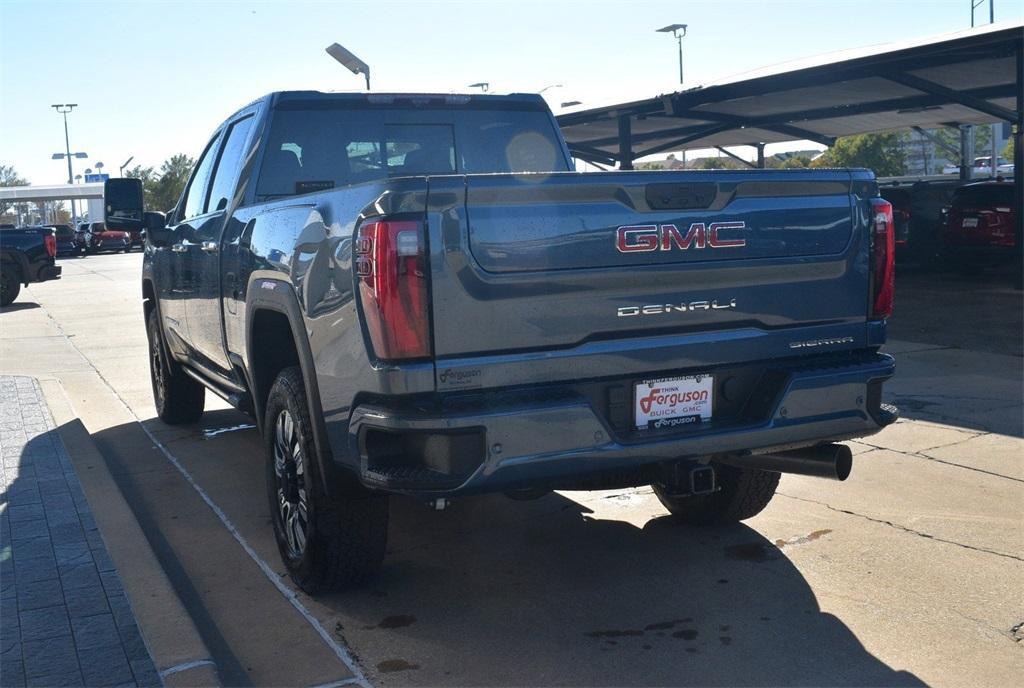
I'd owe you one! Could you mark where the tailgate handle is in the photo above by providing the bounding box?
[646,183,717,210]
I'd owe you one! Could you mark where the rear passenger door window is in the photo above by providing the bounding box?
[181,132,223,220]
[206,115,255,214]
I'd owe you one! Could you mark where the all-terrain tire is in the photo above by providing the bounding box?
[146,309,205,424]
[264,366,388,594]
[653,462,780,525]
[1,272,20,307]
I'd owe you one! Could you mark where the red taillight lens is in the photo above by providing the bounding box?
[355,220,431,361]
[870,198,895,319]
[44,233,57,258]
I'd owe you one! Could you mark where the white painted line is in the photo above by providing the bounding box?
[159,659,217,678]
[202,423,256,439]
[51,325,373,688]
[134,415,372,688]
[308,679,366,688]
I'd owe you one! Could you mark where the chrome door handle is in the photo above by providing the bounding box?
[170,242,189,253]
[200,241,218,253]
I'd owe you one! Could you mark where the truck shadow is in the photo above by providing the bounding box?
[0,302,40,313]
[64,407,928,687]
[327,478,927,685]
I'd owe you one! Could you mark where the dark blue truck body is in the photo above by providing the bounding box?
[111,91,897,590]
[1,227,61,306]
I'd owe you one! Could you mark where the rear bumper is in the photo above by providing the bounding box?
[347,352,896,496]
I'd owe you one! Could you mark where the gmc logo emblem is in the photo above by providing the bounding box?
[616,221,747,252]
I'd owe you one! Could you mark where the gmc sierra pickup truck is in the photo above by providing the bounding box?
[105,91,897,593]
[1,226,62,306]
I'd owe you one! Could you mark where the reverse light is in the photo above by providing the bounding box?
[355,220,431,360]
[869,198,895,320]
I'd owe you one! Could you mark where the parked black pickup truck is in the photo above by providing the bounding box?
[105,91,897,593]
[0,226,62,306]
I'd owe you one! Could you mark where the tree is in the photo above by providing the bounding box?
[53,201,71,225]
[126,155,194,212]
[151,154,194,212]
[781,156,812,169]
[930,125,994,166]
[1,164,28,216]
[811,133,905,176]
[126,164,158,208]
[698,156,742,170]
[1003,136,1015,161]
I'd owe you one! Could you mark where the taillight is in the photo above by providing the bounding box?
[355,220,431,360]
[44,232,56,258]
[870,198,895,319]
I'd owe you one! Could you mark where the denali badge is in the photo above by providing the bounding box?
[616,222,746,253]
[618,298,737,317]
[789,336,855,349]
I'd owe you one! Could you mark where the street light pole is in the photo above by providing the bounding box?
[325,43,371,90]
[52,104,78,184]
[657,24,688,85]
[119,156,134,177]
[52,103,80,225]
[676,32,683,84]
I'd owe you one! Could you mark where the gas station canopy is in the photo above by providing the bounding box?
[557,21,1023,169]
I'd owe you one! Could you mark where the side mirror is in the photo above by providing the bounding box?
[104,178,144,231]
[143,212,172,247]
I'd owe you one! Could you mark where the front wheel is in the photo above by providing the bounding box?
[147,309,205,424]
[265,367,388,594]
[653,462,780,525]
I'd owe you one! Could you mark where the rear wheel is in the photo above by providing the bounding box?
[653,462,780,525]
[265,366,388,594]
[147,309,205,424]
[1,271,20,307]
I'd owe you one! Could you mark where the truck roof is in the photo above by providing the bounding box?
[271,91,548,106]
[220,91,552,131]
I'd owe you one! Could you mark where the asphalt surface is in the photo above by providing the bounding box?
[2,251,1022,686]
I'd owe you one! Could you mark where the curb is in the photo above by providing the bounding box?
[39,378,221,687]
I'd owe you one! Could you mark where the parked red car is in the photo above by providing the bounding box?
[79,221,131,253]
[941,182,1017,267]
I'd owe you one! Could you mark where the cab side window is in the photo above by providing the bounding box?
[181,132,224,220]
[206,115,255,214]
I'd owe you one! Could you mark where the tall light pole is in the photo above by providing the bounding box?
[119,156,134,177]
[468,82,490,93]
[325,43,371,90]
[52,104,78,184]
[656,24,688,85]
[968,2,998,178]
[52,103,85,226]
[538,84,562,94]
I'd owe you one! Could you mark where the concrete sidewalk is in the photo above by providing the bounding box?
[0,376,161,688]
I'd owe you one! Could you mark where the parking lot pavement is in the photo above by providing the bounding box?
[2,251,1022,686]
[0,375,161,688]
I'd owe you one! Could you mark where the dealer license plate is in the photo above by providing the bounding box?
[635,375,713,430]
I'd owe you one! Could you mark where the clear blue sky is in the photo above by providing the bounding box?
[1,0,1020,183]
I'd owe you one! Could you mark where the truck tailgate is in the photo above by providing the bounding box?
[426,170,871,387]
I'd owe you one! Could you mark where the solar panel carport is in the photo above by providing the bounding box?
[557,21,1022,174]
